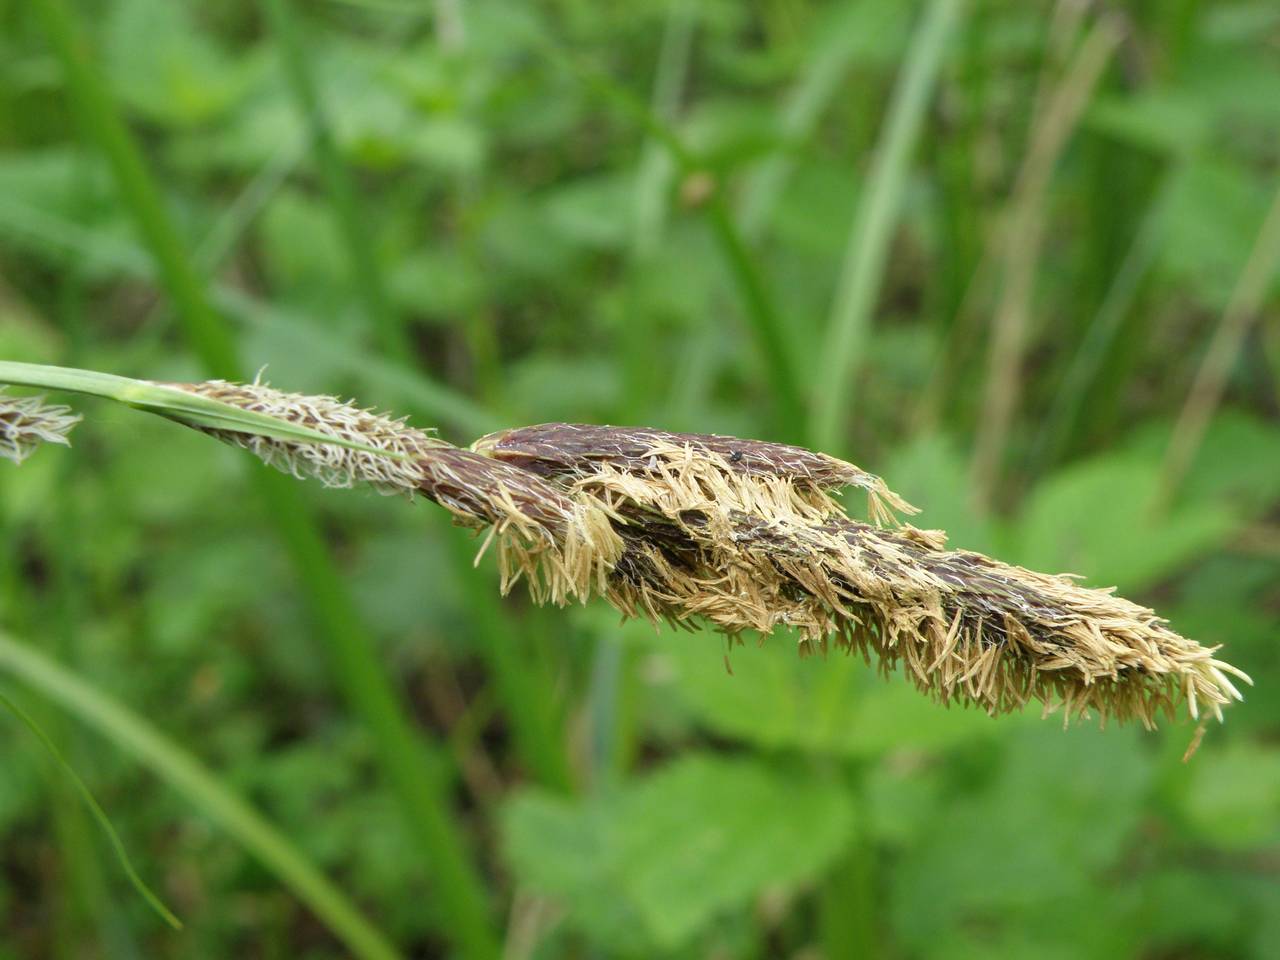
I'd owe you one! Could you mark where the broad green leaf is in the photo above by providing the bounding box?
[645,629,1000,758]
[1157,159,1277,308]
[884,433,995,554]
[105,0,247,125]
[1087,89,1212,154]
[890,725,1153,958]
[1013,454,1236,592]
[503,753,855,950]
[1180,742,1280,849]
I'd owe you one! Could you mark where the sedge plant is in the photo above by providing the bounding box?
[1,360,1250,737]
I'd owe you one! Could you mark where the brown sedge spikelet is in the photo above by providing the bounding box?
[474,425,1249,730]
[473,422,918,527]
[0,392,81,464]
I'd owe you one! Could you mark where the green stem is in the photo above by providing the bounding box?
[812,0,963,450]
[0,360,410,459]
[704,199,807,440]
[260,0,414,364]
[535,36,805,439]
[0,632,400,960]
[28,1,500,954]
[447,531,573,792]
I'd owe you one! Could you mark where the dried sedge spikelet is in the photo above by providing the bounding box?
[0,392,81,464]
[170,380,448,495]
[596,494,1249,728]
[474,424,1248,728]
[168,381,622,605]
[473,423,918,527]
[129,385,1251,730]
[414,447,622,605]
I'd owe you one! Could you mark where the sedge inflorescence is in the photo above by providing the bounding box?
[0,392,81,464]
[10,376,1250,731]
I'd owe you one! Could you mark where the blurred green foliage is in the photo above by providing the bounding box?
[1,0,1278,957]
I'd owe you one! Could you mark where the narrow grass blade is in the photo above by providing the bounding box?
[0,691,182,931]
[738,13,864,241]
[1032,169,1178,470]
[0,632,400,960]
[533,36,805,437]
[1159,180,1280,507]
[812,0,963,451]
[968,14,1123,508]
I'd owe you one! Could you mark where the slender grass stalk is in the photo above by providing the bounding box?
[447,532,574,792]
[631,0,696,261]
[738,18,862,241]
[0,362,410,459]
[1033,169,1178,470]
[47,311,142,957]
[0,631,401,960]
[197,137,307,271]
[260,0,414,365]
[812,0,963,451]
[1159,180,1280,507]
[532,36,805,438]
[968,14,1123,509]
[704,199,807,439]
[28,2,500,953]
[0,692,181,930]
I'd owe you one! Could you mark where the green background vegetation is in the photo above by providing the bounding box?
[1,0,1278,957]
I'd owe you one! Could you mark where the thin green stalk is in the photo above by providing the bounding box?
[812,0,963,451]
[447,531,573,792]
[1032,169,1177,470]
[968,13,1123,509]
[46,303,141,958]
[1159,179,1280,508]
[0,692,181,930]
[260,0,413,365]
[704,198,806,440]
[29,2,499,954]
[0,361,409,459]
[534,36,805,438]
[809,7,961,955]
[738,14,862,241]
[631,0,697,261]
[261,0,573,793]
[0,631,400,960]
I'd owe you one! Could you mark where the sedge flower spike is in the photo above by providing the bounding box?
[0,392,81,464]
[0,367,1252,735]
